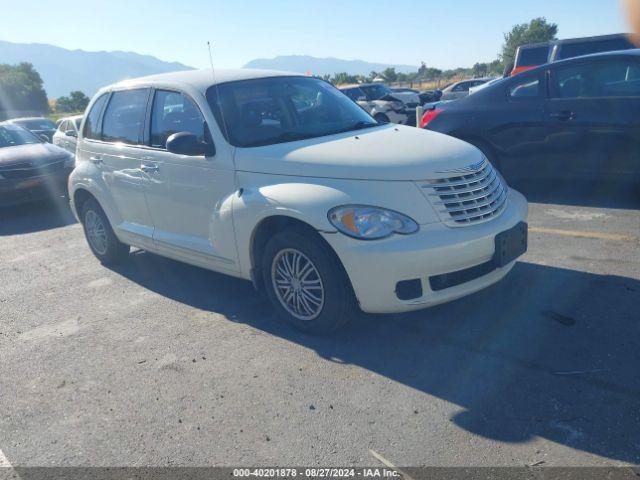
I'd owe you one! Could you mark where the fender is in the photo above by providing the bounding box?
[229,180,353,279]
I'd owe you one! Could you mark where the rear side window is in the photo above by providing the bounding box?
[83,94,109,140]
[517,45,550,67]
[551,58,640,99]
[150,90,206,148]
[101,89,149,145]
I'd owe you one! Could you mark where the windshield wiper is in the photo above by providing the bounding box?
[332,121,381,135]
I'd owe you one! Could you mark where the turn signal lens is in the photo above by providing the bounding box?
[328,205,419,240]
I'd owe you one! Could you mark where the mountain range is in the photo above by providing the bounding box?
[0,41,420,99]
[243,55,417,76]
[0,40,193,98]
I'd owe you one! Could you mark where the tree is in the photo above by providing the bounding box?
[331,72,359,85]
[0,62,49,118]
[381,67,398,83]
[472,62,489,77]
[501,17,558,68]
[56,90,90,113]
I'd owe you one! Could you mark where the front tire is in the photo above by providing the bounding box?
[80,198,130,265]
[262,228,357,334]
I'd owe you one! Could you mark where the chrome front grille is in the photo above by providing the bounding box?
[421,160,507,225]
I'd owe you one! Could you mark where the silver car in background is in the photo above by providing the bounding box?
[52,115,83,155]
[440,77,495,101]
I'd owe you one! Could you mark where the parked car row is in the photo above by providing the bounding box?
[419,50,640,186]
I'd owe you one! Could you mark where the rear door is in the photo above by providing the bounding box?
[485,71,548,180]
[545,56,640,180]
[97,88,156,248]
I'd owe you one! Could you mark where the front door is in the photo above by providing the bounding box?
[544,56,640,181]
[141,89,239,272]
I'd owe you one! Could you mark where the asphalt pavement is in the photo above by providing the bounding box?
[0,180,638,467]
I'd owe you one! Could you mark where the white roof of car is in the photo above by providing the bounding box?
[103,68,301,94]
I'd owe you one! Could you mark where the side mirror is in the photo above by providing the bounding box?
[65,130,78,138]
[166,132,215,157]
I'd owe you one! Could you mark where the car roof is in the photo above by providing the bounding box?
[337,84,363,89]
[515,48,640,75]
[101,68,302,95]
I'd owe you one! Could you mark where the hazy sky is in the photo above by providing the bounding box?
[1,0,629,69]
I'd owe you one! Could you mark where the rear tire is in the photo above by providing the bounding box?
[80,198,129,265]
[262,228,357,334]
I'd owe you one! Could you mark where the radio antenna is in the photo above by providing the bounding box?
[207,41,231,142]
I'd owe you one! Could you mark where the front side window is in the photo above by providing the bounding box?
[150,90,205,148]
[551,58,640,99]
[58,120,68,132]
[509,76,541,98]
[83,94,109,140]
[101,89,149,144]
[0,125,41,148]
[206,76,376,148]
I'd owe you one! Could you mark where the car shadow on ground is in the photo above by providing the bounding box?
[510,178,640,210]
[0,198,77,235]
[110,253,640,464]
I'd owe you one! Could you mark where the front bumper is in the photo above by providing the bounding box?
[0,167,72,207]
[321,188,528,313]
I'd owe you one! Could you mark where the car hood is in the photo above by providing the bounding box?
[0,143,69,166]
[234,124,484,181]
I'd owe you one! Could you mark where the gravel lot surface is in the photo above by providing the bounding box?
[1,181,639,468]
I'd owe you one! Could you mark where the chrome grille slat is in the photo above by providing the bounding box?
[431,173,499,202]
[440,184,506,214]
[421,160,507,226]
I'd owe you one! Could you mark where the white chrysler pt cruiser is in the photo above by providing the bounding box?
[69,69,528,333]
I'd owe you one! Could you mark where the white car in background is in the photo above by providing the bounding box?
[340,83,420,126]
[468,77,501,95]
[52,114,83,155]
[69,69,528,334]
[440,77,496,100]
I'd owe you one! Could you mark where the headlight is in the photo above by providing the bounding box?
[328,205,419,240]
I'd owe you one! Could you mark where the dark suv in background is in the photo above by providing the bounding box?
[509,33,637,76]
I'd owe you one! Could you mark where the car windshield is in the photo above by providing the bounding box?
[360,84,393,100]
[0,125,41,148]
[15,118,56,130]
[206,76,378,148]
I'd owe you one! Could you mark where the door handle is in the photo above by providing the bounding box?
[549,111,576,121]
[89,155,103,165]
[140,163,159,174]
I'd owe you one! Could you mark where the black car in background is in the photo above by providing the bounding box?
[5,117,58,142]
[510,33,637,76]
[421,50,640,185]
[0,123,74,207]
